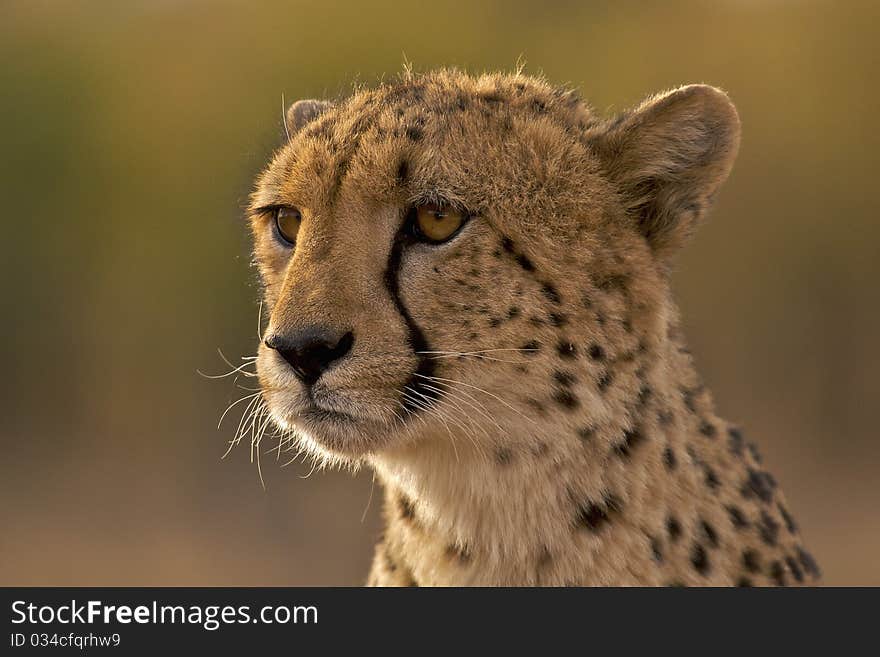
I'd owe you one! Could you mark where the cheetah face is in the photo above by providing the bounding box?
[248,72,739,462]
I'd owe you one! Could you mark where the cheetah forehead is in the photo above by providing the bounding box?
[300,70,595,146]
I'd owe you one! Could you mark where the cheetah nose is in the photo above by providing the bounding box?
[264,328,354,386]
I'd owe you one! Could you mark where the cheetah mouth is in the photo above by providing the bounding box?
[287,387,392,431]
[282,398,398,459]
[298,403,360,426]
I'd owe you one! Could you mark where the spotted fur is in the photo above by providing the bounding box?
[247,69,819,586]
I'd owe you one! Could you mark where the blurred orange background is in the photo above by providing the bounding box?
[1,0,877,585]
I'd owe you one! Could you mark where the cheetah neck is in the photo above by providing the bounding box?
[368,336,736,585]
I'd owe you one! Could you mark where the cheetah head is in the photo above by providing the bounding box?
[248,71,740,463]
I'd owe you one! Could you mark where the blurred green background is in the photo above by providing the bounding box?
[1,0,877,585]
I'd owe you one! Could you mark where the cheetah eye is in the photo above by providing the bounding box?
[273,206,302,246]
[409,203,467,243]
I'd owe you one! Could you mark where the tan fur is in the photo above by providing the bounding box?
[247,70,820,586]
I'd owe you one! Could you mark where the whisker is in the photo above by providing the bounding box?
[218,391,262,429]
[413,373,538,425]
[418,348,539,355]
[403,389,462,462]
[417,382,504,437]
[198,348,258,379]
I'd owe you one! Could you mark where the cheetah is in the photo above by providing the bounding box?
[246,69,820,586]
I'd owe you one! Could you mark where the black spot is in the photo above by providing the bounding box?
[515,254,535,271]
[667,515,682,542]
[682,389,696,412]
[445,543,471,564]
[542,283,561,304]
[575,494,620,531]
[532,441,549,457]
[577,426,595,441]
[548,312,567,327]
[737,577,753,587]
[588,344,605,361]
[556,341,578,359]
[769,560,787,586]
[758,510,780,546]
[597,371,613,392]
[537,546,553,568]
[650,537,663,562]
[576,503,609,531]
[532,98,547,113]
[796,547,821,578]
[500,236,515,253]
[383,551,398,573]
[553,389,580,409]
[614,428,644,458]
[742,469,775,504]
[663,447,677,470]
[507,306,521,319]
[526,399,546,415]
[658,409,674,426]
[691,543,710,575]
[595,273,629,293]
[553,370,577,387]
[700,519,719,548]
[742,549,761,573]
[488,317,502,328]
[495,447,513,466]
[699,421,717,438]
[786,556,804,583]
[617,350,637,363]
[405,125,423,141]
[638,384,652,407]
[726,505,749,529]
[581,293,593,309]
[704,467,721,491]
[398,495,416,522]
[522,340,541,354]
[727,426,745,456]
[778,503,798,534]
[396,159,409,183]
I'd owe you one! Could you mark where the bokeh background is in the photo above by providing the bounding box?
[1,0,877,586]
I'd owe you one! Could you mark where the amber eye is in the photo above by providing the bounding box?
[274,206,301,245]
[411,203,467,243]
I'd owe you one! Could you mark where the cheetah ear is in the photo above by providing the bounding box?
[284,99,333,136]
[589,85,741,262]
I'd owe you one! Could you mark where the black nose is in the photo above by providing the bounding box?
[265,328,354,386]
